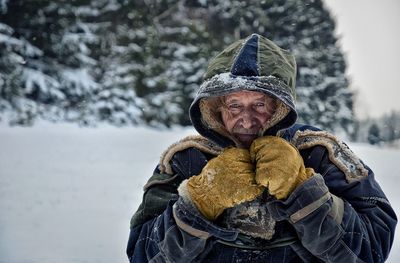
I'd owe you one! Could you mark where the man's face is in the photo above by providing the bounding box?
[220,90,276,148]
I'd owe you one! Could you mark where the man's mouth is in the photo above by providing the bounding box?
[234,133,258,141]
[233,133,258,148]
[232,126,262,146]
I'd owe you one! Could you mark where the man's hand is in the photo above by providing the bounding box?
[186,148,264,221]
[250,136,314,200]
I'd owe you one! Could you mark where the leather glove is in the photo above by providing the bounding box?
[250,136,314,200]
[186,147,264,221]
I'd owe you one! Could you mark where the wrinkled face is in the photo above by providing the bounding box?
[220,90,276,148]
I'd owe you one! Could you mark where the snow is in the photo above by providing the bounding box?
[24,68,62,96]
[62,68,99,93]
[0,123,399,263]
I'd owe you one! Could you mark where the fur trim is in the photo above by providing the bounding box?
[199,98,239,145]
[291,130,369,183]
[199,97,290,148]
[260,100,290,135]
[177,179,195,208]
[159,135,223,174]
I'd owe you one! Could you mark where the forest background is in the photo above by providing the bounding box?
[1,0,399,144]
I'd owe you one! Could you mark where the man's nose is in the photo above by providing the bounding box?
[239,109,255,129]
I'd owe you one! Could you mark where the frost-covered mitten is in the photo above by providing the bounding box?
[180,147,264,221]
[250,136,314,200]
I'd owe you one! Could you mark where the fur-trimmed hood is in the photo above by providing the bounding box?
[189,33,298,147]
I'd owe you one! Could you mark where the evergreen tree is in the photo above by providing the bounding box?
[378,111,400,143]
[0,0,100,124]
[0,1,61,125]
[95,0,212,126]
[0,21,41,124]
[367,123,381,145]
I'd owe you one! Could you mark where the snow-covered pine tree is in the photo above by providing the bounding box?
[0,1,64,125]
[367,123,381,145]
[380,111,400,143]
[0,0,100,125]
[87,0,154,126]
[271,0,354,134]
[95,0,212,127]
[49,1,101,124]
[0,21,42,125]
[69,0,142,126]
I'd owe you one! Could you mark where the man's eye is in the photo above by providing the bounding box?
[254,103,266,110]
[229,104,241,109]
[227,104,242,112]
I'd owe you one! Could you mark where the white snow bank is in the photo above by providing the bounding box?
[0,123,398,262]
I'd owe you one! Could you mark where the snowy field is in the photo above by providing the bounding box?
[0,123,399,263]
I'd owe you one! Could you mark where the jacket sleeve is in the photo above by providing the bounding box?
[129,146,209,229]
[126,199,221,263]
[266,145,397,263]
[126,148,233,262]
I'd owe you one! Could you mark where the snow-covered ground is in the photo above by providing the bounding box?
[0,123,399,263]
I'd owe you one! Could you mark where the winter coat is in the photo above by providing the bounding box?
[126,124,396,262]
[126,34,397,262]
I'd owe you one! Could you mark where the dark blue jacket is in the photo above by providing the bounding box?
[126,124,397,262]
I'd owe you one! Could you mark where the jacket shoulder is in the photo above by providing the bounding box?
[283,124,368,183]
[159,135,222,175]
[280,123,321,141]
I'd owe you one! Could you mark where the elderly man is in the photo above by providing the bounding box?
[126,34,396,262]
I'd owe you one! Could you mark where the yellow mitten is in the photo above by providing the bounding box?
[186,148,264,221]
[250,136,314,200]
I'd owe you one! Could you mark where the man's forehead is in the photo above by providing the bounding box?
[223,90,266,101]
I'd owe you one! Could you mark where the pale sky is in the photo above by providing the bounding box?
[323,0,400,119]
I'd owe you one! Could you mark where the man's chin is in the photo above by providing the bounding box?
[234,134,258,148]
